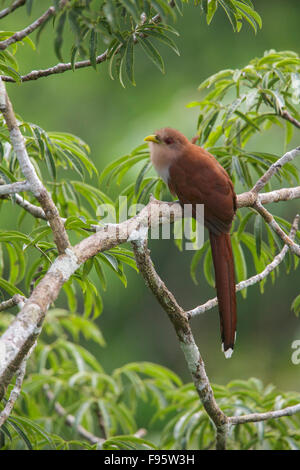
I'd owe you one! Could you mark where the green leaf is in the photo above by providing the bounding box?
[139,37,164,73]
[26,0,33,15]
[284,121,293,150]
[74,400,94,429]
[207,0,218,24]
[120,0,140,23]
[254,216,262,260]
[7,419,32,450]
[218,0,238,32]
[151,0,175,22]
[89,30,98,70]
[104,0,119,31]
[291,294,300,317]
[190,240,210,284]
[203,247,214,287]
[202,110,219,143]
[68,10,81,46]
[232,234,247,297]
[102,435,157,450]
[94,258,107,291]
[134,162,152,195]
[237,211,254,239]
[233,1,262,34]
[125,36,135,85]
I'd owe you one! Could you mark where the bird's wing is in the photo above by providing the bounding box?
[168,145,236,234]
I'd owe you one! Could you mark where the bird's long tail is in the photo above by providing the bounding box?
[209,231,237,358]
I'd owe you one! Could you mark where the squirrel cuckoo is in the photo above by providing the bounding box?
[144,128,237,358]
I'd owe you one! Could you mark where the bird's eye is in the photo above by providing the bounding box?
[165,137,174,145]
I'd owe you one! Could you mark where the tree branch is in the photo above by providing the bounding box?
[0,0,26,20]
[0,294,26,312]
[237,186,300,207]
[0,198,182,400]
[0,180,30,196]
[14,194,47,219]
[1,50,109,83]
[0,6,55,50]
[0,2,177,83]
[0,141,299,446]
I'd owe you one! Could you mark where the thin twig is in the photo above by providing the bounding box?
[0,0,26,20]
[131,234,228,450]
[0,294,26,312]
[43,386,104,446]
[0,180,30,196]
[253,202,300,257]
[229,403,300,425]
[0,7,55,51]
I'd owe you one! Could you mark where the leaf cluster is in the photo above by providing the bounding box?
[0,313,299,450]
[0,1,261,85]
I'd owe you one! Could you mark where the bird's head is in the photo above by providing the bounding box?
[144,128,189,153]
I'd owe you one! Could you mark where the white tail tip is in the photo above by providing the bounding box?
[224,348,233,359]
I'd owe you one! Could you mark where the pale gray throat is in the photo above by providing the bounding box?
[155,165,170,184]
[149,143,175,184]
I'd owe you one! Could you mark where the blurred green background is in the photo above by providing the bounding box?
[2,0,300,391]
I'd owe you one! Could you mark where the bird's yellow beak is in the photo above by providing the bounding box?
[144,134,160,144]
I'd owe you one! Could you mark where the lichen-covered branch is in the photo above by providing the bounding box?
[0,339,35,428]
[262,92,300,130]
[0,6,55,50]
[14,194,47,220]
[0,199,182,400]
[0,138,299,446]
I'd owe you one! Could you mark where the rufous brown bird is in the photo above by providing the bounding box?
[144,128,237,358]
